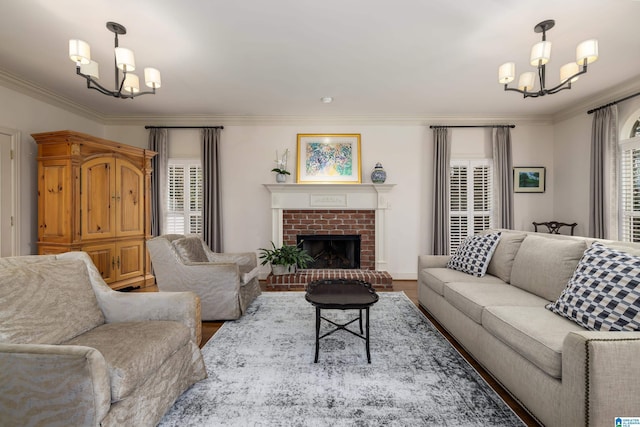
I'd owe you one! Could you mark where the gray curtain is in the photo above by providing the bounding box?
[492,127,514,229]
[202,128,223,252]
[432,128,450,255]
[589,105,619,239]
[149,128,168,237]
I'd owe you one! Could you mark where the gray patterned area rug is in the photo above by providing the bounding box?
[159,292,524,426]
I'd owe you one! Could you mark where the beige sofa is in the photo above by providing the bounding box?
[0,252,207,427]
[147,234,261,320]
[418,230,640,426]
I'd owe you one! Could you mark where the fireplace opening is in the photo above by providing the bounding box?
[297,234,361,269]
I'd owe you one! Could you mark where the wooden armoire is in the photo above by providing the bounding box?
[33,130,156,290]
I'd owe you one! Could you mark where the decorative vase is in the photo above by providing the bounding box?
[371,162,387,183]
[275,173,287,183]
[271,264,296,276]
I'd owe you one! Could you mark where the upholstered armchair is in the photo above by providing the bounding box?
[147,234,261,320]
[0,252,206,427]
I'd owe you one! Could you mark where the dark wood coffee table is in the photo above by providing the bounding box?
[305,279,379,363]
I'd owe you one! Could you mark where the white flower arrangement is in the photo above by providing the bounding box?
[272,149,290,175]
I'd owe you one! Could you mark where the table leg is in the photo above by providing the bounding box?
[359,308,363,334]
[365,307,371,363]
[314,307,320,363]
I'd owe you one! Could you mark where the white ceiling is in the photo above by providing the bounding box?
[1,0,639,120]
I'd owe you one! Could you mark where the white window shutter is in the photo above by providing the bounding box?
[621,139,640,242]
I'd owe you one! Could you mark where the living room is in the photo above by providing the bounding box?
[2,1,640,426]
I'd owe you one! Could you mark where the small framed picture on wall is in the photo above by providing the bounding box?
[513,167,546,193]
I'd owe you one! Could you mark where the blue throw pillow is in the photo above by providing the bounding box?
[447,232,501,277]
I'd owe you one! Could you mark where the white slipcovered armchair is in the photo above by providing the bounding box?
[147,234,261,320]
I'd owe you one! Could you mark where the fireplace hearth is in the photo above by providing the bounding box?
[297,234,361,269]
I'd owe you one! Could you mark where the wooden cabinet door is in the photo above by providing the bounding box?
[83,243,116,284]
[115,240,144,281]
[39,160,72,242]
[115,159,145,238]
[81,158,115,239]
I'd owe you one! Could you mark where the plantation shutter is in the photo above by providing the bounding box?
[166,160,202,235]
[621,138,640,242]
[167,164,185,234]
[449,160,493,253]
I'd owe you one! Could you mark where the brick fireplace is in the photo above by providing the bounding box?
[284,210,374,269]
[264,183,394,271]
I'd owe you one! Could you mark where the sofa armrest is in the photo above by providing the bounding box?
[418,254,450,270]
[96,291,203,345]
[562,331,640,426]
[0,343,111,426]
[205,250,257,272]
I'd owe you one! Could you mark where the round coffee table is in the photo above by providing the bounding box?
[305,279,379,363]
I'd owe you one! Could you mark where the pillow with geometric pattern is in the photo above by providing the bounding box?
[546,242,640,331]
[446,232,502,277]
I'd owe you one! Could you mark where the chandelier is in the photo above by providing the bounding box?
[68,22,161,99]
[498,20,598,98]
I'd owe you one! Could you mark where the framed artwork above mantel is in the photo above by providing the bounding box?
[296,134,362,184]
[513,166,546,193]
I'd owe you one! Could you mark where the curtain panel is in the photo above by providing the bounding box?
[492,127,514,229]
[202,128,223,252]
[148,128,168,237]
[589,105,619,239]
[432,128,451,255]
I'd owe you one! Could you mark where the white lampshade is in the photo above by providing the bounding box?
[80,60,100,79]
[518,72,536,91]
[115,47,136,72]
[123,73,140,94]
[560,62,579,83]
[530,41,552,66]
[498,62,515,84]
[576,39,598,65]
[144,68,161,88]
[69,39,91,65]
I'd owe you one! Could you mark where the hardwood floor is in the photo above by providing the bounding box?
[136,280,539,426]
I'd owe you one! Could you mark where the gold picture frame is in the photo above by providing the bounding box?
[296,134,362,184]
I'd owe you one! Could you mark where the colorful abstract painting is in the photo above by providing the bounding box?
[296,134,361,183]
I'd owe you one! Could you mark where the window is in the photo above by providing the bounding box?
[449,159,493,252]
[620,137,640,242]
[166,159,202,235]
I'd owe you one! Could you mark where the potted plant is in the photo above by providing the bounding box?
[259,241,314,275]
[272,149,290,183]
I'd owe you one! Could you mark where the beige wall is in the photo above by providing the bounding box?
[3,82,609,279]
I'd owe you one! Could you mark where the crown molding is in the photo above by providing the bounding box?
[0,68,107,124]
[552,75,640,123]
[103,113,555,127]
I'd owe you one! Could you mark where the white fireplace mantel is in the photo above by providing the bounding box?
[263,183,395,271]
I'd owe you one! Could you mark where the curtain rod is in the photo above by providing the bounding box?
[429,125,515,129]
[587,91,640,114]
[144,125,224,129]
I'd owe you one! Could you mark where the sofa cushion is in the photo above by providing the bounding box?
[446,232,501,277]
[444,282,548,324]
[484,231,527,283]
[510,235,586,301]
[172,236,208,263]
[419,267,505,296]
[546,242,640,332]
[482,306,585,379]
[0,259,104,345]
[64,320,191,402]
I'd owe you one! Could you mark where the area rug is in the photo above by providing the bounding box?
[159,292,524,426]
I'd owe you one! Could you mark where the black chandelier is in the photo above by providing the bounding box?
[498,20,598,98]
[69,22,161,99]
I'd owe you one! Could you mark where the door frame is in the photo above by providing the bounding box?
[0,127,20,256]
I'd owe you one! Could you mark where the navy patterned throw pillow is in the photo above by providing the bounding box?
[446,232,501,277]
[546,242,640,332]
